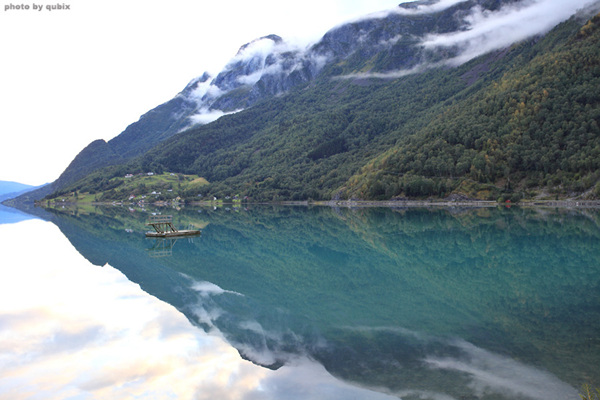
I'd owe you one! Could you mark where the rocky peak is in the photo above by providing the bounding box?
[236,34,283,55]
[178,0,534,122]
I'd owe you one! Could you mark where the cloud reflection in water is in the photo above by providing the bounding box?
[425,340,579,400]
[0,219,404,400]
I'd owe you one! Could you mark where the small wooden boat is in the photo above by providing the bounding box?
[145,215,201,238]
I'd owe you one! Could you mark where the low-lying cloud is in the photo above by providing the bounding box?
[189,108,244,125]
[336,0,599,80]
[183,35,313,126]
[185,0,600,121]
[425,339,579,400]
[334,65,426,80]
[395,0,469,14]
[344,0,468,22]
[423,0,600,65]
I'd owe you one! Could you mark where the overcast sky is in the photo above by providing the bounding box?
[0,0,596,186]
[0,0,402,185]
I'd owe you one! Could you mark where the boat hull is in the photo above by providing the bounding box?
[145,230,201,238]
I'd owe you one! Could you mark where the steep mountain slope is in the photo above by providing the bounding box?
[345,12,600,200]
[25,0,529,200]
[56,8,600,202]
[27,0,600,203]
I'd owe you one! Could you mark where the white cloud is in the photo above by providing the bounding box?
[233,37,282,61]
[334,65,425,80]
[425,340,579,400]
[236,62,285,85]
[379,34,404,47]
[0,219,252,400]
[187,79,218,100]
[347,0,469,22]
[336,0,598,80]
[395,0,470,14]
[189,108,243,125]
[191,280,243,297]
[0,220,586,400]
[423,0,600,65]
[0,0,401,185]
[236,70,265,86]
[3,0,592,185]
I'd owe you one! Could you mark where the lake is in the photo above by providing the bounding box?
[1,204,599,399]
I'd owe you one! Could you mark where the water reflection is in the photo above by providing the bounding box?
[0,203,36,225]
[0,219,400,400]
[2,205,600,399]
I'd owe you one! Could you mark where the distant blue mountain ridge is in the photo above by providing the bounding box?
[0,181,43,224]
[0,180,49,202]
[0,181,33,198]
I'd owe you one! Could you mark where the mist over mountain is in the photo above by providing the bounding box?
[17,0,600,203]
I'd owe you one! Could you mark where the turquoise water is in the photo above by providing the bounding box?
[1,205,599,399]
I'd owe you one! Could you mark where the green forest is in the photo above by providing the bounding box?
[46,13,600,203]
[348,14,600,200]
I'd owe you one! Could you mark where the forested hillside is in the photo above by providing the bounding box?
[44,9,600,203]
[346,13,600,200]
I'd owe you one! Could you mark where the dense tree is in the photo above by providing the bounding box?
[50,13,600,202]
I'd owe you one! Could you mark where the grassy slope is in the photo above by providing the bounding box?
[44,172,208,203]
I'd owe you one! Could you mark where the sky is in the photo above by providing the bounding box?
[0,0,402,186]
[1,0,597,186]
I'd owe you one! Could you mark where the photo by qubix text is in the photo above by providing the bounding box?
[4,3,70,11]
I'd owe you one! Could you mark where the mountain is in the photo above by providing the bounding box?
[0,182,47,223]
[0,181,33,197]
[20,0,600,203]
[0,180,44,202]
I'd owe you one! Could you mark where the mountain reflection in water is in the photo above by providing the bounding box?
[3,205,600,399]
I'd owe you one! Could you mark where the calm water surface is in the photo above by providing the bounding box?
[1,205,599,400]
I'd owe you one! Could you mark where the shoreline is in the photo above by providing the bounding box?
[280,199,600,209]
[34,198,600,209]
